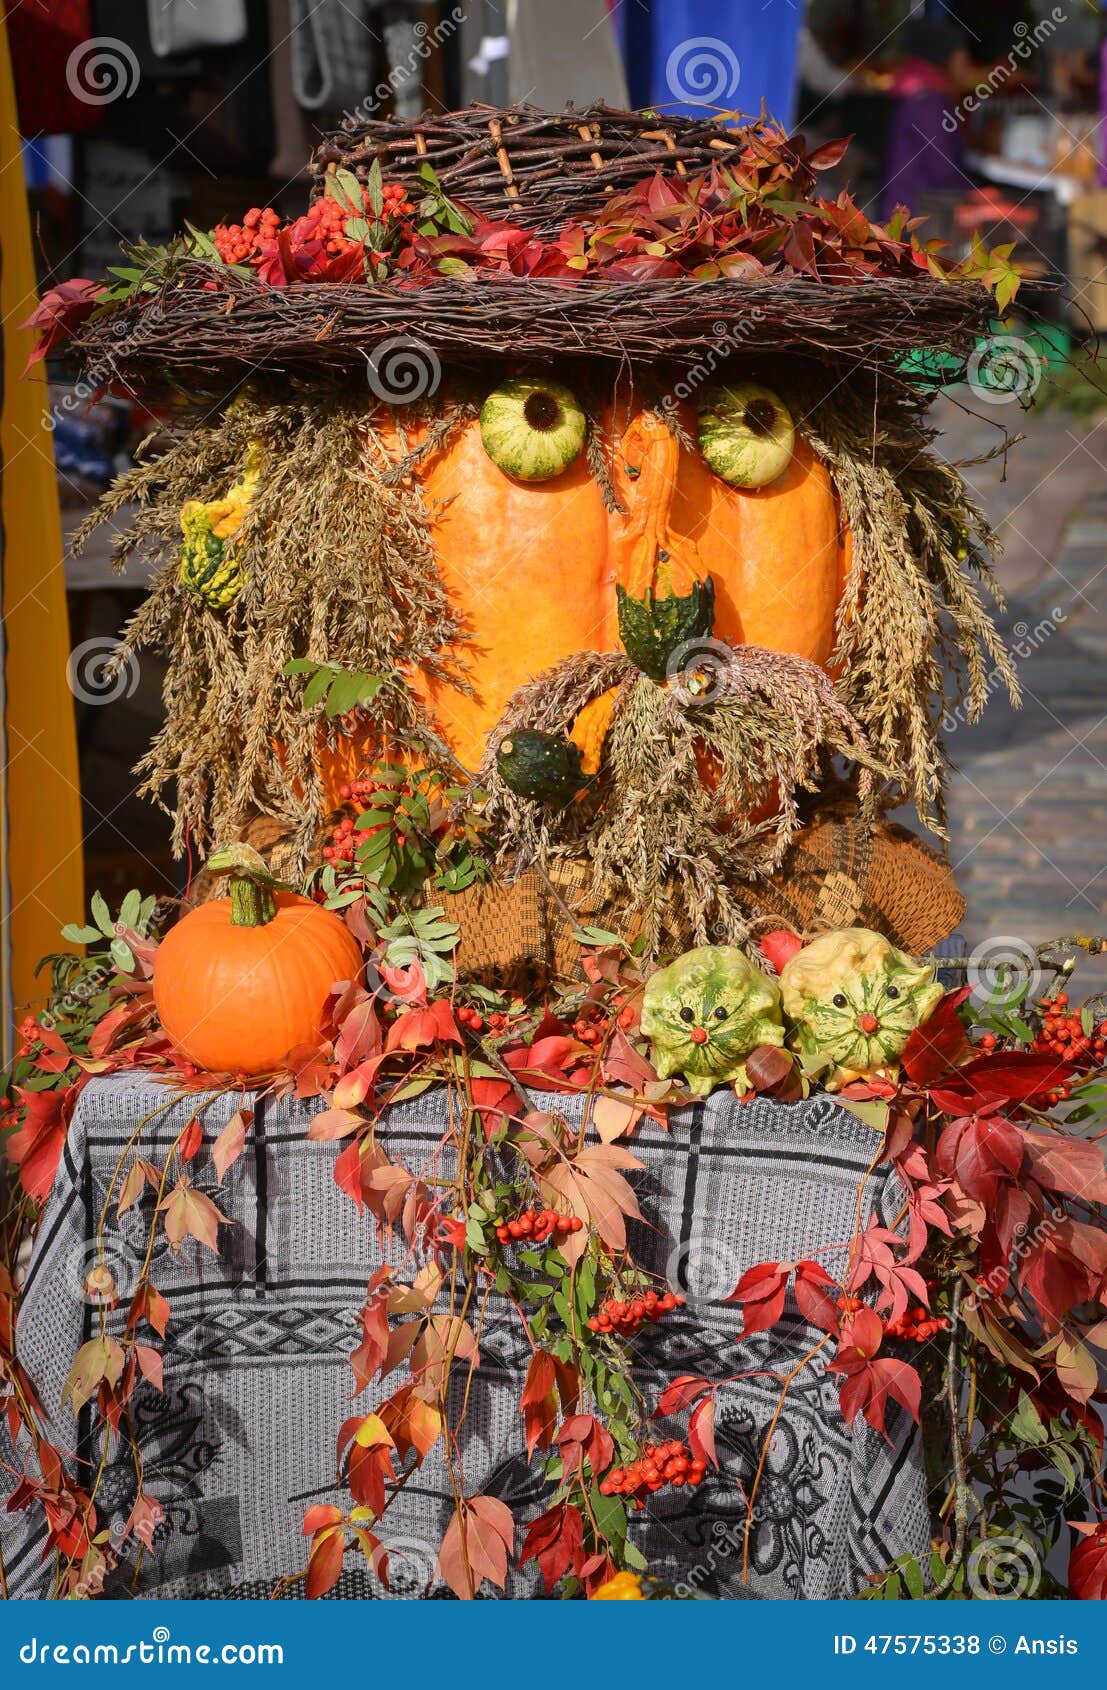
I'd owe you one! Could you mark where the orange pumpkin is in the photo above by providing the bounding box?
[320,384,847,797]
[154,845,362,1075]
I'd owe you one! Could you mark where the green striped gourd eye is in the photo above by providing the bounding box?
[479,377,587,483]
[697,381,794,489]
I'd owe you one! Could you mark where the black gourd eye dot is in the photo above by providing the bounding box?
[679,1006,695,1024]
[886,984,900,1000]
[833,993,848,1009]
[714,1005,728,1021]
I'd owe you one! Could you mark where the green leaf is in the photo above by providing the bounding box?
[90,891,114,938]
[110,938,136,973]
[1010,1390,1048,1447]
[623,1540,648,1572]
[118,889,142,930]
[301,667,334,710]
[902,1557,924,1599]
[365,160,384,221]
[61,923,103,946]
[282,657,319,675]
[325,671,366,718]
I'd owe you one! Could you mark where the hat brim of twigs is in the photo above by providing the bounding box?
[73,266,991,391]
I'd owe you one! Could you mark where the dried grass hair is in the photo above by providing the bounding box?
[785,368,1019,830]
[477,644,881,956]
[75,384,468,862]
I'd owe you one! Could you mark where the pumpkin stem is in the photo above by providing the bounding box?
[204,841,291,928]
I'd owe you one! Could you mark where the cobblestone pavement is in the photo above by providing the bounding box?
[933,396,1107,996]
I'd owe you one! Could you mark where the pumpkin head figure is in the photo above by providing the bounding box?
[67,106,1015,960]
[779,927,944,1091]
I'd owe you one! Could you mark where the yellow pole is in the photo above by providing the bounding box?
[0,14,83,1058]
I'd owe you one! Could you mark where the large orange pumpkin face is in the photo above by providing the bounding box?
[323,382,848,791]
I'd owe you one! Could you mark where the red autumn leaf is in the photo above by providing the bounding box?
[657,1374,712,1416]
[1069,1522,1107,1600]
[349,1297,391,1394]
[156,1179,228,1253]
[6,1087,70,1203]
[556,1413,614,1479]
[178,1116,203,1162]
[836,1355,922,1439]
[725,1261,789,1336]
[793,1260,840,1333]
[518,1501,585,1592]
[1022,1131,1107,1204]
[689,1396,718,1469]
[932,1051,1077,1112]
[305,1523,346,1599]
[901,987,972,1085]
[124,1492,165,1550]
[437,1496,513,1599]
[521,1350,558,1460]
[807,134,853,170]
[135,1345,163,1392]
[20,278,104,370]
[949,1113,1024,1202]
[211,1107,253,1180]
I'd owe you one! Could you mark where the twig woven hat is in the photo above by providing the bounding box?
[50,103,1016,949]
[69,102,997,385]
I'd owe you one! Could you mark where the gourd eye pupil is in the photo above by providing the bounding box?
[714,1005,727,1020]
[679,1006,695,1024]
[886,985,900,999]
[832,993,848,1008]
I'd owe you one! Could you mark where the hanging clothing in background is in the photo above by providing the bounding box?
[4,0,102,135]
[267,0,315,182]
[368,2,442,122]
[147,0,248,57]
[617,1,802,128]
[506,0,627,109]
[291,0,373,113]
[0,15,84,1047]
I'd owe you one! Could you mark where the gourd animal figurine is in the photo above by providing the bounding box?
[779,927,944,1091]
[641,945,785,1097]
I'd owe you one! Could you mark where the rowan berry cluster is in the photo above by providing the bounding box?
[588,1289,684,1337]
[213,205,280,264]
[599,1442,707,1502]
[494,1208,584,1244]
[884,1305,951,1343]
[1033,992,1107,1089]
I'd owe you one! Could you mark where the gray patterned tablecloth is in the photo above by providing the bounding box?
[2,1075,930,1600]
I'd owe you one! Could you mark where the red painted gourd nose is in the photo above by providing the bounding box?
[858,1013,879,1034]
[690,1027,708,1045]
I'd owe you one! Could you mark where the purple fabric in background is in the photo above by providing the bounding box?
[616,1,802,128]
[881,87,966,221]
